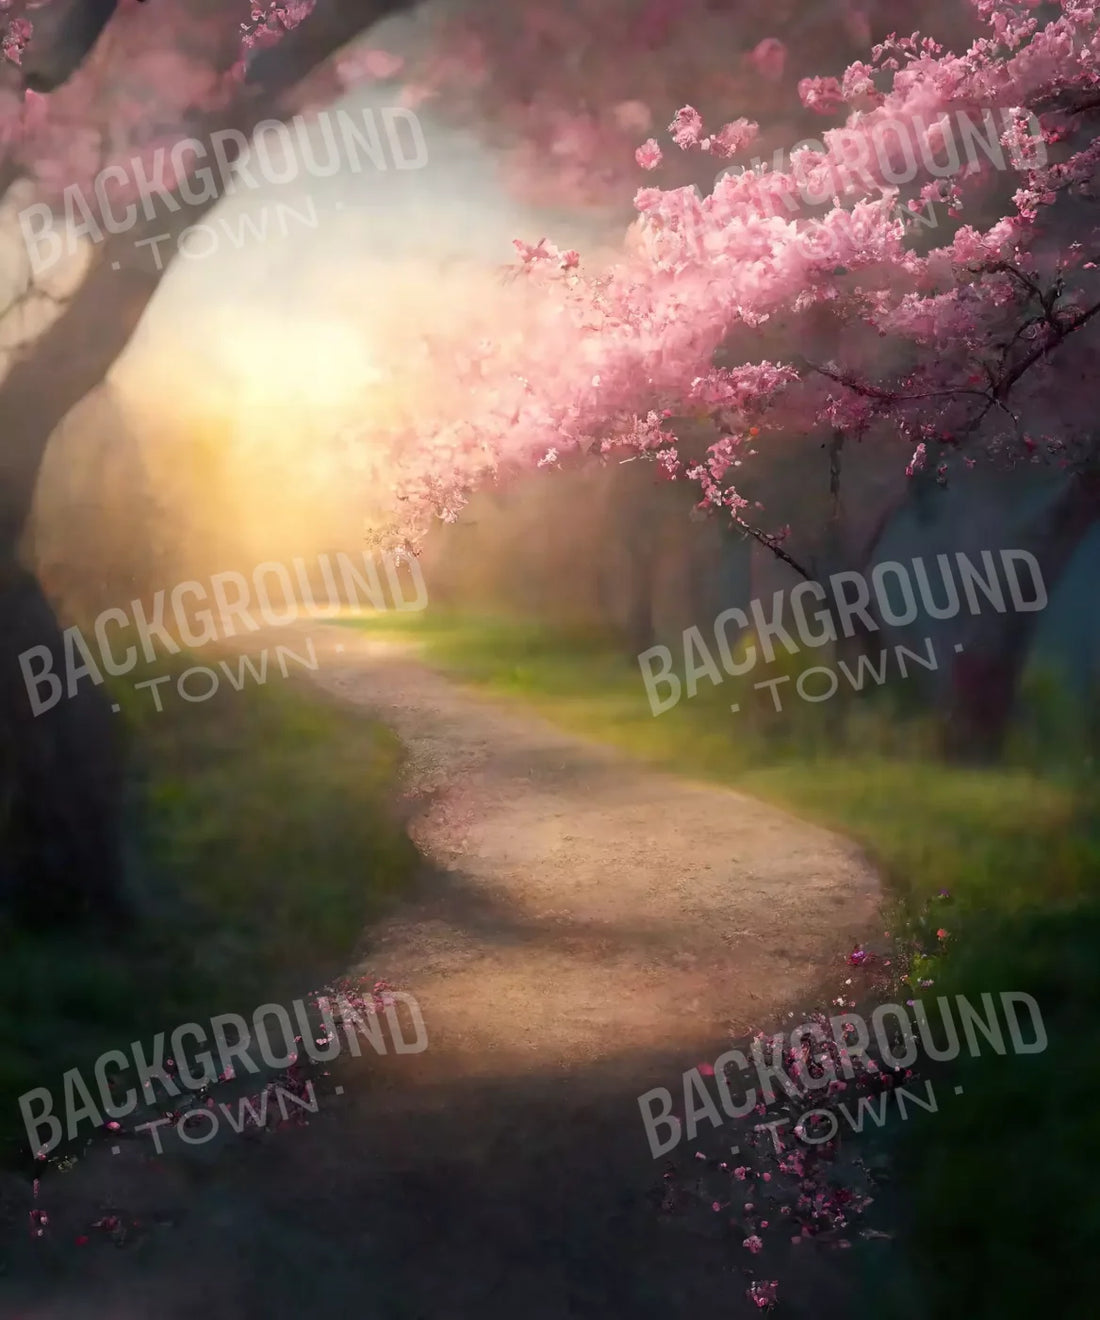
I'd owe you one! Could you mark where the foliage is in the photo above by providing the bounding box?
[324,2,1100,572]
[0,650,419,1165]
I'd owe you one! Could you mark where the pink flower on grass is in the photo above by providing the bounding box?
[743,1234,764,1254]
[748,1280,778,1308]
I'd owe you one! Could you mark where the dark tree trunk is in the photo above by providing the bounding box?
[0,563,128,928]
[623,501,658,654]
[624,574,656,654]
[0,0,421,926]
[942,472,1100,761]
[17,0,123,94]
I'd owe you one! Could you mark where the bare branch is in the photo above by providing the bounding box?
[734,518,813,581]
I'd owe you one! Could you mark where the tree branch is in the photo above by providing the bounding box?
[734,518,813,581]
[244,0,415,96]
[0,0,423,557]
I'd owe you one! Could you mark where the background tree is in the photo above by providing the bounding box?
[370,0,1100,758]
[3,0,1091,931]
[0,0,419,924]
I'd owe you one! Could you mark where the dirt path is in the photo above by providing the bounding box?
[303,623,880,1083]
[2,622,882,1319]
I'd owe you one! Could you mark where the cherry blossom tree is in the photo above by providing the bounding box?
[0,0,1093,930]
[370,0,1100,756]
[362,0,982,211]
[6,0,886,923]
[0,0,421,924]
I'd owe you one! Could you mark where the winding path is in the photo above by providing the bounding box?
[306,622,881,1084]
[4,621,881,1320]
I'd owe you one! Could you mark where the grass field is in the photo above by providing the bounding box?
[0,653,419,1166]
[338,610,1100,913]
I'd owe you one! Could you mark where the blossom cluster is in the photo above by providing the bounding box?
[662,889,958,1309]
[357,0,1100,553]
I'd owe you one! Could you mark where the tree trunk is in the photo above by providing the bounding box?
[623,491,658,653]
[0,0,420,925]
[0,562,128,928]
[942,471,1100,761]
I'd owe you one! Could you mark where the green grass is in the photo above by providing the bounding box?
[0,652,419,1164]
[887,904,1100,1316]
[341,606,1100,1317]
[340,609,1100,917]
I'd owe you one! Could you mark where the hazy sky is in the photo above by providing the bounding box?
[119,9,614,420]
[1,6,625,575]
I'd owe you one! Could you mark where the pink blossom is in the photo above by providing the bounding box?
[635,138,662,170]
[906,443,929,478]
[1,15,30,66]
[668,105,704,150]
[709,117,757,159]
[749,38,787,81]
[798,76,845,114]
[748,1280,778,1308]
[840,60,878,103]
[303,0,1100,546]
